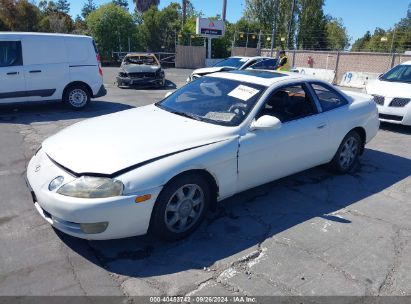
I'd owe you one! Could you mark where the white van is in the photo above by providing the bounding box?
[0,32,106,109]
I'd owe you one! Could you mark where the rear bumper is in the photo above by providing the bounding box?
[93,84,107,98]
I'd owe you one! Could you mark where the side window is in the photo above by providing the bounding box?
[310,83,348,111]
[0,41,22,67]
[249,59,277,70]
[261,59,277,70]
[258,84,317,122]
[242,59,258,69]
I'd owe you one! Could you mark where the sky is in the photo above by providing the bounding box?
[69,0,409,43]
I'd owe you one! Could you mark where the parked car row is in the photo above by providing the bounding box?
[0,33,405,241]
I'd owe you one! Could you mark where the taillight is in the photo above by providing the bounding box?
[96,53,103,76]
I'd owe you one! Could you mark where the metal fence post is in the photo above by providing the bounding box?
[334,51,340,85]
[292,50,296,67]
[391,52,396,68]
[231,30,236,56]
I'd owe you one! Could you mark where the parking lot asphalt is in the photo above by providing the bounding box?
[0,67,410,297]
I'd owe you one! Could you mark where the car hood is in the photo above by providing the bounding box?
[42,105,234,176]
[191,66,229,76]
[121,64,160,73]
[366,79,411,98]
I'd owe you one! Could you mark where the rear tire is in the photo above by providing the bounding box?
[328,131,362,174]
[150,173,211,241]
[64,85,90,109]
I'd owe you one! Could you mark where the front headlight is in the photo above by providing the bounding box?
[57,176,124,198]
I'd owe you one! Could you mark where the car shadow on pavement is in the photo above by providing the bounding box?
[57,148,411,278]
[116,79,177,91]
[379,122,411,135]
[0,100,134,125]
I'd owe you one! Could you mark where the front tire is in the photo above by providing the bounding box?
[328,131,362,174]
[150,174,211,241]
[64,85,90,109]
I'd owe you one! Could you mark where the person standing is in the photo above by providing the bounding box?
[276,51,290,71]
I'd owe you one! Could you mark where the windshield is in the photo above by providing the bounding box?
[380,64,411,83]
[213,57,248,69]
[124,55,158,65]
[156,76,266,126]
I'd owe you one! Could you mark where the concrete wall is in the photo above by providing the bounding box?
[231,47,259,57]
[260,49,411,84]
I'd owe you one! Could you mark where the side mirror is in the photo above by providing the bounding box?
[250,115,282,131]
[164,92,172,98]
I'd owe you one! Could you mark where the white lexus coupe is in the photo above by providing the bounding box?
[27,70,379,240]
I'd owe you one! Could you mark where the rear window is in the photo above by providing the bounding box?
[310,83,348,111]
[92,40,99,54]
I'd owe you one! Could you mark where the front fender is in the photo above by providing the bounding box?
[117,137,239,200]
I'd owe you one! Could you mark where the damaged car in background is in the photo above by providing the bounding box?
[116,53,166,88]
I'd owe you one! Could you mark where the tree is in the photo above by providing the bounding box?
[244,0,298,49]
[351,3,411,52]
[140,3,181,51]
[0,0,41,31]
[112,0,128,9]
[73,14,87,33]
[86,3,136,59]
[325,17,350,50]
[56,0,70,14]
[81,0,96,19]
[0,16,9,30]
[297,0,327,50]
[134,0,160,13]
[351,31,371,51]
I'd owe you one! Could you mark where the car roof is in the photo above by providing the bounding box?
[231,56,273,60]
[0,32,91,39]
[401,60,411,65]
[208,69,317,87]
[125,53,156,57]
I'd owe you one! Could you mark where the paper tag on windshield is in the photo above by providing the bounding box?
[205,112,236,122]
[228,85,259,101]
[239,58,248,62]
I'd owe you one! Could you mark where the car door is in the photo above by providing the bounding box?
[237,83,330,192]
[22,35,69,101]
[0,40,26,103]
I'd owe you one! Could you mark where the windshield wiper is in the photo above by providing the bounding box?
[170,110,202,121]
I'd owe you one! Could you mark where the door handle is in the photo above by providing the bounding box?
[7,72,18,75]
[317,123,327,129]
[29,70,41,73]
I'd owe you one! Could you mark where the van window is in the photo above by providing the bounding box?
[92,40,99,55]
[0,41,23,67]
[23,36,67,65]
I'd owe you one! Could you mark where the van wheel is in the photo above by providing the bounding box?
[64,85,90,109]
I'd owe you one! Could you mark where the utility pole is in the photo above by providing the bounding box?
[222,0,227,21]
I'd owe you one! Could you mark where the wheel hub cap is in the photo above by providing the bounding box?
[178,200,192,218]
